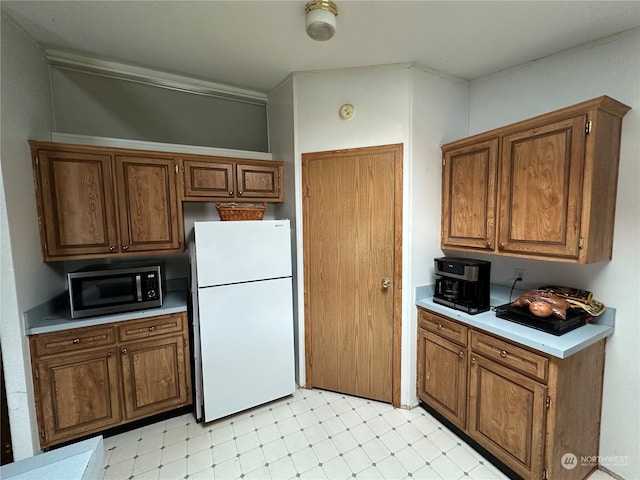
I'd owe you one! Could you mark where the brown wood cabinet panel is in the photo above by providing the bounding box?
[471,330,548,383]
[30,311,191,448]
[440,96,630,263]
[33,148,119,258]
[118,313,185,342]
[115,155,182,253]
[417,328,467,429]
[120,335,190,421]
[498,115,586,259]
[418,309,468,346]
[236,163,281,200]
[183,159,235,199]
[417,307,606,480]
[468,354,546,479]
[31,325,116,357]
[34,347,121,446]
[442,138,498,250]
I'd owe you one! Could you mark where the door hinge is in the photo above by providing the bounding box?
[546,396,551,409]
[306,185,310,197]
[175,165,179,173]
[35,156,39,166]
[181,165,185,173]
[309,355,313,367]
[442,156,446,167]
[585,121,592,135]
[578,237,585,249]
[34,368,39,380]
[542,468,548,480]
[40,429,46,439]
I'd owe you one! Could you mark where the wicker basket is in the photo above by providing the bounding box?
[215,202,267,221]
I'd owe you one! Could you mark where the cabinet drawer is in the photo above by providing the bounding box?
[118,313,186,342]
[471,331,548,383]
[31,325,116,357]
[418,309,468,346]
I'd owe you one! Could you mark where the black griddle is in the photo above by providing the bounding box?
[494,303,589,336]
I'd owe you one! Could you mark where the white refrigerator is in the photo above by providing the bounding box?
[189,220,295,423]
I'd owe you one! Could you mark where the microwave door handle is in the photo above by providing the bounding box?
[135,275,143,301]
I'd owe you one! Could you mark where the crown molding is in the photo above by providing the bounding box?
[45,49,268,105]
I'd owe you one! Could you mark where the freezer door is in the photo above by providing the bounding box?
[194,220,292,287]
[198,277,295,422]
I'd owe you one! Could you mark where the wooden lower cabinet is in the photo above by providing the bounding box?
[417,307,605,480]
[30,312,191,448]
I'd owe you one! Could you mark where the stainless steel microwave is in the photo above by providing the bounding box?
[68,264,163,319]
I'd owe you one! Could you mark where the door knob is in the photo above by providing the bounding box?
[382,277,391,289]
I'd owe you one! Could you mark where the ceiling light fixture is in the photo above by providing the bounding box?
[305,0,338,41]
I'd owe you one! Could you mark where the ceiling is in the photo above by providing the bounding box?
[2,1,640,94]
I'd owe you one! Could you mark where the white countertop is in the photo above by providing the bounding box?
[24,280,188,335]
[0,436,103,480]
[416,284,614,359]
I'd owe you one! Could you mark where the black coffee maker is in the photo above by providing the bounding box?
[433,257,491,314]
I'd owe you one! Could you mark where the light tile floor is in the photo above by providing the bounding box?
[100,388,610,480]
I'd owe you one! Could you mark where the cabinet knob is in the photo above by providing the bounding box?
[228,191,233,196]
[499,242,505,250]
[500,350,508,358]
[72,338,80,344]
[239,191,244,196]
[121,348,127,354]
[107,352,112,358]
[149,326,155,332]
[109,246,116,252]
[458,351,464,358]
[122,245,129,251]
[382,277,391,289]
[471,357,477,364]
[485,241,492,249]
[437,324,443,330]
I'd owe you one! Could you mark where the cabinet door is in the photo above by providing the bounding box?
[468,354,546,480]
[115,155,183,253]
[442,138,498,250]
[35,148,119,259]
[120,335,190,421]
[182,159,235,200]
[417,328,467,429]
[497,116,586,259]
[236,163,282,201]
[34,348,121,447]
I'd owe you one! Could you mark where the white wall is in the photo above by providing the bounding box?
[468,28,640,478]
[267,77,300,381]
[0,14,64,459]
[289,64,469,406]
[408,67,469,405]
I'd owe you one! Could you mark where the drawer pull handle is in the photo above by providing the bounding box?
[72,338,80,344]
[437,324,443,330]
[500,350,508,358]
[458,351,464,358]
[149,326,155,332]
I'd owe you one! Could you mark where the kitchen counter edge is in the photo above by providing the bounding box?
[24,279,189,335]
[416,284,614,359]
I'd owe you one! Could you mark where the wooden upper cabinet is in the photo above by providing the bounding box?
[236,163,282,200]
[182,156,283,202]
[114,155,182,253]
[442,138,498,250]
[30,141,184,261]
[183,159,235,199]
[33,148,119,258]
[498,116,586,259]
[441,96,630,263]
